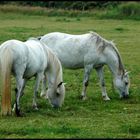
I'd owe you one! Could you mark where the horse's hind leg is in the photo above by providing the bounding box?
[14,79,26,97]
[95,66,110,101]
[32,72,43,110]
[14,77,26,116]
[13,79,26,113]
[81,65,93,100]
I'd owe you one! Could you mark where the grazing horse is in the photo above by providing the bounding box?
[0,38,65,116]
[38,31,130,100]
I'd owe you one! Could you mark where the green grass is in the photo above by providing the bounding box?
[0,10,140,138]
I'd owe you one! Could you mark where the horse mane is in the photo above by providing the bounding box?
[89,31,106,52]
[47,48,62,85]
[89,31,125,75]
[109,41,125,75]
[39,40,62,85]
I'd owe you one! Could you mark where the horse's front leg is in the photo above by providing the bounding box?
[32,73,43,110]
[81,65,93,100]
[40,73,48,99]
[95,66,110,101]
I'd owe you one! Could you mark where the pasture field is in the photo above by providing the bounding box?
[0,11,140,138]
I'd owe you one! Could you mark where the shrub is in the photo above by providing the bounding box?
[118,2,140,17]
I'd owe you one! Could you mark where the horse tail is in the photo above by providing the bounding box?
[0,47,13,116]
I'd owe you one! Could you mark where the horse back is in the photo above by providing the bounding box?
[0,39,28,60]
[40,32,101,68]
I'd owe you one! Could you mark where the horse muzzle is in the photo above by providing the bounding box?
[52,104,60,108]
[121,92,129,99]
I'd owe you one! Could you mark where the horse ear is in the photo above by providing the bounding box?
[57,82,63,88]
[57,82,67,88]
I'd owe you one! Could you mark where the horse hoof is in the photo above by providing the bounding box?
[103,96,110,101]
[33,105,39,110]
[83,96,87,100]
[15,110,24,117]
[44,95,48,99]
[34,107,39,110]
[12,108,15,112]
[80,95,87,100]
[40,92,45,97]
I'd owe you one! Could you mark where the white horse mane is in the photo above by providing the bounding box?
[89,31,124,74]
[44,44,61,75]
[43,43,62,86]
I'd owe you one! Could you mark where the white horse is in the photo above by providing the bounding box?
[0,38,65,116]
[38,31,130,100]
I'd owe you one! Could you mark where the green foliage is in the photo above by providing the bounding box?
[118,2,140,18]
[99,2,140,20]
[0,1,120,10]
[0,2,140,20]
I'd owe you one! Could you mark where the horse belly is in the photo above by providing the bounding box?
[61,60,84,69]
[56,51,84,69]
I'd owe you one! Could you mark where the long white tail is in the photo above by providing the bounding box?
[0,48,13,116]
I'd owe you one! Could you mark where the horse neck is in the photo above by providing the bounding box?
[47,50,62,88]
[106,45,125,79]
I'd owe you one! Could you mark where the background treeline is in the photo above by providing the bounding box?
[0,1,121,10]
[0,1,140,20]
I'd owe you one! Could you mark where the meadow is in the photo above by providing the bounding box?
[0,9,140,138]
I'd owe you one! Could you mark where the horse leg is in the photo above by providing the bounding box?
[12,79,26,113]
[81,65,93,100]
[15,79,26,97]
[14,77,26,116]
[95,66,110,101]
[32,73,43,110]
[40,73,47,99]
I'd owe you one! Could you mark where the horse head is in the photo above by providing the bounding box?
[47,82,66,108]
[114,70,130,99]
